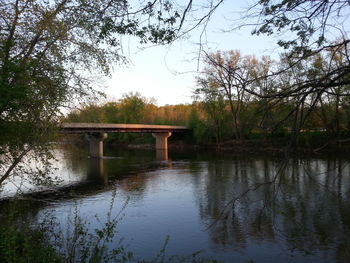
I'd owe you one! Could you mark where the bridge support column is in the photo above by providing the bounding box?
[156,149,168,161]
[152,132,172,150]
[86,133,108,158]
[88,158,107,185]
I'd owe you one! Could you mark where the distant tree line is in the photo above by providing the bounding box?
[2,0,349,185]
[65,52,350,150]
[0,0,195,185]
[194,47,350,148]
[64,92,194,144]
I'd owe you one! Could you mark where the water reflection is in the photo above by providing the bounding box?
[87,158,107,185]
[190,157,350,261]
[2,147,350,262]
[156,149,168,161]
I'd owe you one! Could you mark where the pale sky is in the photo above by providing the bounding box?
[104,1,280,106]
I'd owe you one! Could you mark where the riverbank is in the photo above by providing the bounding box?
[118,139,350,155]
[60,131,350,156]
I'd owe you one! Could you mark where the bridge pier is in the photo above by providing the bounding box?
[156,149,168,161]
[88,158,107,185]
[86,132,108,158]
[152,132,172,150]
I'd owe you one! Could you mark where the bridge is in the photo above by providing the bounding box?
[61,123,190,158]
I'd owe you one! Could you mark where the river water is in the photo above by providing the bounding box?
[2,145,350,262]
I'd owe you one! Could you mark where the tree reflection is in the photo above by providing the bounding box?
[192,156,350,261]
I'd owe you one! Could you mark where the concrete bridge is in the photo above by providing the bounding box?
[60,123,190,158]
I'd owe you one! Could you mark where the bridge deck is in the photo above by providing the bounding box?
[60,123,189,133]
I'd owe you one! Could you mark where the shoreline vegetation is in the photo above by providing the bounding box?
[124,139,350,154]
[62,91,350,156]
[5,133,350,205]
[61,132,350,155]
[3,137,349,205]
[0,198,217,263]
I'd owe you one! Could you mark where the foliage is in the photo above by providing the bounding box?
[118,92,146,123]
[64,82,350,149]
[0,0,196,186]
[251,0,349,54]
[242,0,350,101]
[64,92,194,144]
[194,44,350,147]
[187,0,349,147]
[196,51,273,140]
[0,201,63,263]
[2,0,350,187]
[0,197,219,263]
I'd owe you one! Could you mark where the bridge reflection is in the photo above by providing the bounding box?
[156,149,168,161]
[86,149,171,185]
[87,158,107,185]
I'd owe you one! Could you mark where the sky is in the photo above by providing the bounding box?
[104,1,280,106]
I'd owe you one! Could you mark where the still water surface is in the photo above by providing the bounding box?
[4,145,350,262]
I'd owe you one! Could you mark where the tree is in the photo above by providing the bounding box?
[244,0,350,98]
[251,0,349,53]
[118,92,146,123]
[0,0,198,186]
[197,51,270,140]
[195,76,229,144]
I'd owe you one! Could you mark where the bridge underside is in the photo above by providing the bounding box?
[85,132,172,158]
[61,123,189,159]
[61,123,188,133]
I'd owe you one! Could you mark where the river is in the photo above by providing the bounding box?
[1,144,350,262]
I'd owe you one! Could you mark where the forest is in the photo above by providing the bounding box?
[65,47,350,150]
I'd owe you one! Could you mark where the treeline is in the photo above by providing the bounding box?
[65,93,192,126]
[64,93,194,144]
[65,45,350,149]
[64,74,350,149]
[191,48,350,147]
